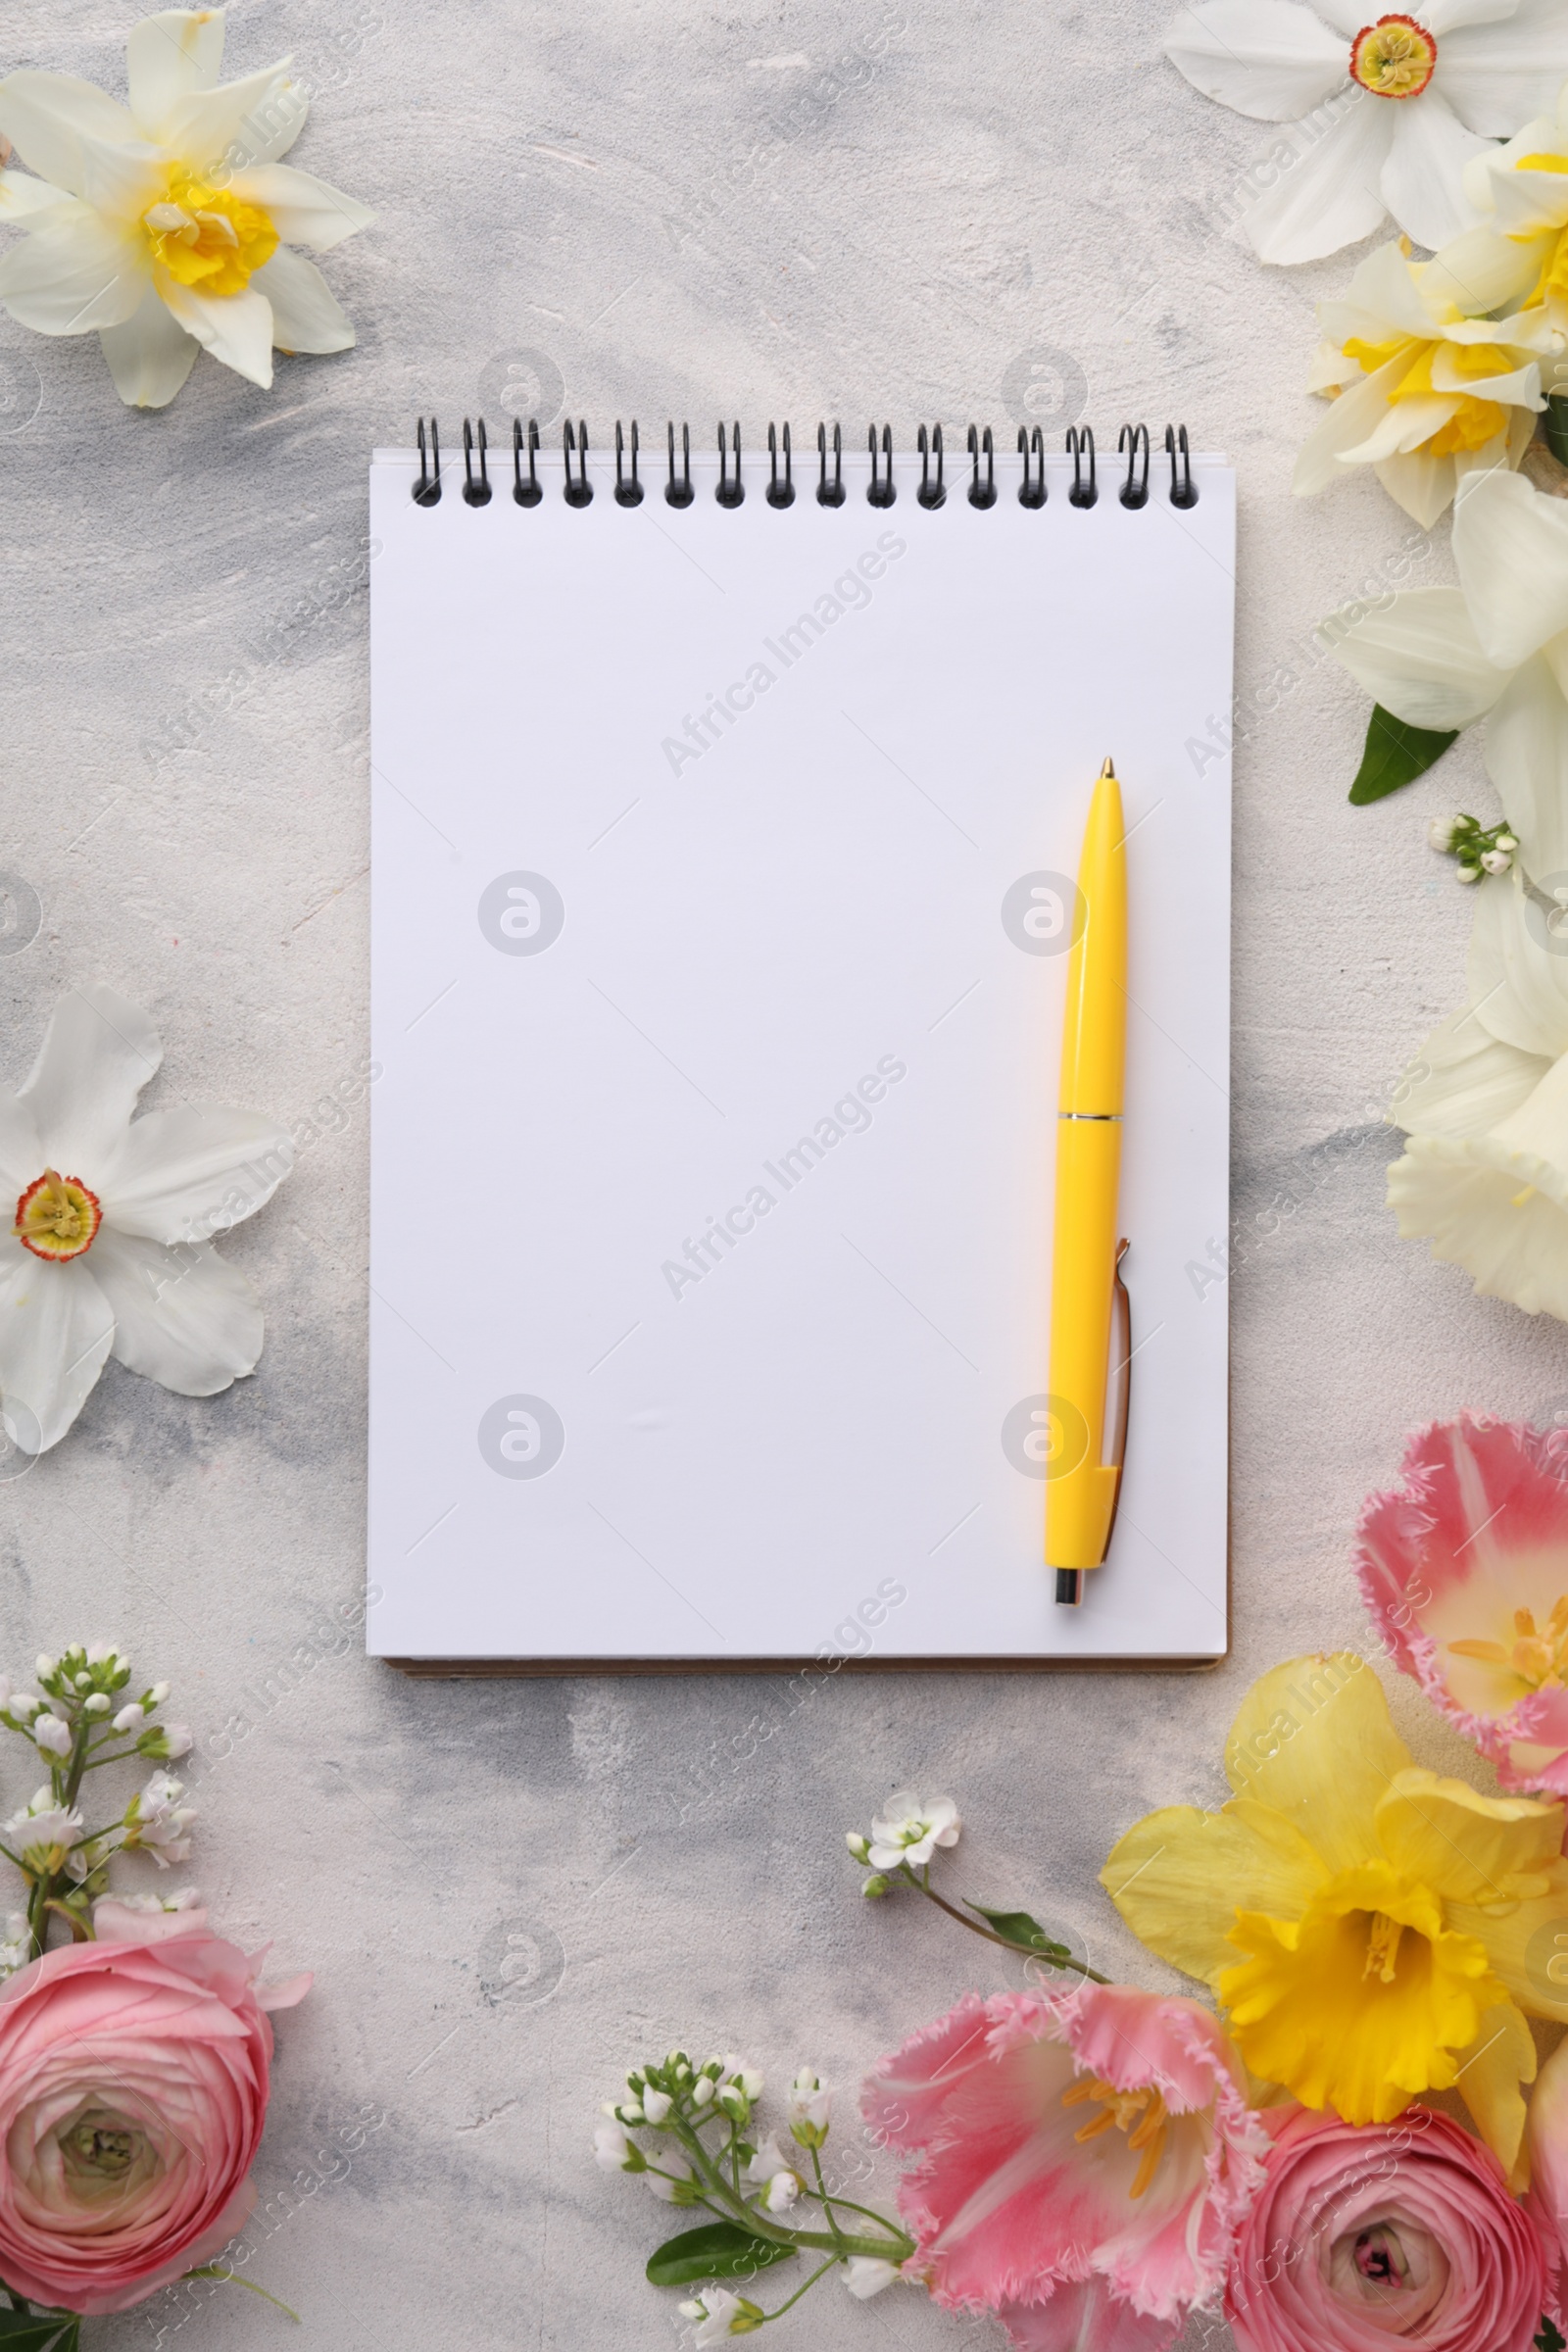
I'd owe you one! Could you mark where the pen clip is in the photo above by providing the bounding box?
[1102,1239,1132,1550]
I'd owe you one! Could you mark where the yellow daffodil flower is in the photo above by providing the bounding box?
[1102,1652,1568,2180]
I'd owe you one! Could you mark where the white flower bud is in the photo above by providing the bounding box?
[1481,848,1513,874]
[32,1715,72,1757]
[845,1831,871,1861]
[73,1673,91,1693]
[739,2068,764,2100]
[146,1684,171,1706]
[692,2075,715,2107]
[82,1693,111,1716]
[111,1705,143,1734]
[1456,862,1482,883]
[1427,817,1455,852]
[641,2088,672,2125]
[34,1657,55,1683]
[1495,833,1518,853]
[844,2257,901,2299]
[762,2169,800,2213]
[85,1643,117,1666]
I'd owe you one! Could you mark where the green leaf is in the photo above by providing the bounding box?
[1535,2318,1566,2352]
[0,2317,77,2350]
[964,1901,1074,1960]
[1545,396,1568,471]
[1348,705,1459,806]
[646,2224,797,2288]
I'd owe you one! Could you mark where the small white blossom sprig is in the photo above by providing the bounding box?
[594,2049,911,2333]
[1429,812,1518,883]
[846,1789,1109,1982]
[0,1643,195,1961]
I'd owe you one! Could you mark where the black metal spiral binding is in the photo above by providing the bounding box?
[666,421,694,509]
[767,422,795,509]
[615,420,644,507]
[916,423,946,511]
[462,418,491,507]
[513,416,542,506]
[867,424,895,508]
[564,419,592,508]
[414,418,1200,512]
[1118,423,1150,511]
[414,417,440,506]
[817,422,845,507]
[1067,425,1097,510]
[716,421,744,508]
[967,424,997,510]
[1166,423,1199,509]
[1018,425,1046,509]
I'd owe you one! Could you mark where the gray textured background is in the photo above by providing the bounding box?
[2,0,1563,2345]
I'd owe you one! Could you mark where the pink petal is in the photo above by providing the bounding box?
[998,2278,1182,2352]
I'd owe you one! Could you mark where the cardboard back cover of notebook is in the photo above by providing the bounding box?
[367,437,1234,1668]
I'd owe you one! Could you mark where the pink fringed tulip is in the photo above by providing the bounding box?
[861,1983,1269,2352]
[1357,1414,1568,1793]
[1229,2105,1551,2352]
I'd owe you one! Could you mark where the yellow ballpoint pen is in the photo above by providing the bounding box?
[1047,758,1131,1605]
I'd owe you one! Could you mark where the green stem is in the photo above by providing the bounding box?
[664,2117,907,2262]
[758,2254,842,2322]
[808,2150,845,2247]
[803,2186,905,2235]
[911,1869,1112,1984]
[63,1725,90,1811]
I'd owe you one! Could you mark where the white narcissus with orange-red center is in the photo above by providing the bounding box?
[0,8,372,408]
[1162,0,1568,262]
[0,982,291,1455]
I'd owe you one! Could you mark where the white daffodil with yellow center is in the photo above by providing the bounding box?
[1296,231,1546,525]
[0,982,292,1455]
[1163,0,1568,264]
[1102,1654,1568,2180]
[0,8,372,408]
[1466,78,1568,322]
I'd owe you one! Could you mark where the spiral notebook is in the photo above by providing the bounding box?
[367,420,1235,1670]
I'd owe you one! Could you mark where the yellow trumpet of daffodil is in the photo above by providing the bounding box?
[1102,1652,1568,2180]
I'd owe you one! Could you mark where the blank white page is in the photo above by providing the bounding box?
[367,435,1234,1664]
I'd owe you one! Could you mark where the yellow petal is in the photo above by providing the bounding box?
[1450,1861,1568,2024]
[1450,1997,1536,2183]
[1218,1864,1494,2123]
[1376,1768,1566,1903]
[1223,1653,1413,1874]
[1101,1797,1327,1987]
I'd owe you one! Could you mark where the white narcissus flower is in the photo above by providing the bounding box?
[843,2257,901,2298]
[866,1791,960,1870]
[1465,78,1568,321]
[0,982,292,1455]
[1163,0,1568,262]
[0,9,372,409]
[1295,233,1546,525]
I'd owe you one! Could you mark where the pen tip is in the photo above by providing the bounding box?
[1100,756,1115,779]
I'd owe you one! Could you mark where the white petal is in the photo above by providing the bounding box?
[1372,446,1460,526]
[1438,0,1568,138]
[249,247,352,353]
[0,210,148,334]
[1454,466,1568,668]
[126,10,226,141]
[159,65,305,177]
[1340,393,1458,462]
[99,1104,292,1245]
[226,163,372,253]
[1340,234,1444,336]
[0,73,138,198]
[1391,1008,1547,1139]
[1308,0,1367,29]
[1163,0,1348,122]
[1420,224,1544,313]
[0,169,74,222]
[1462,860,1568,1063]
[1329,583,1512,728]
[0,1092,43,1200]
[0,1246,114,1453]
[1244,89,1394,264]
[154,273,272,386]
[78,134,167,224]
[1380,90,1488,252]
[1427,352,1540,405]
[98,283,198,407]
[1388,1137,1568,1316]
[1293,354,1409,493]
[1422,0,1519,30]
[90,1229,263,1396]
[1486,656,1568,892]
[17,984,161,1182]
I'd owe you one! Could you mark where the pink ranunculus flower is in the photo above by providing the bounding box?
[1356,1413,1568,1792]
[861,1982,1270,2352]
[1228,2105,1551,2352]
[0,1901,310,2315]
[1527,2029,1568,2307]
